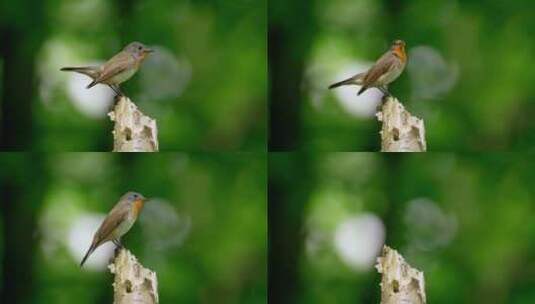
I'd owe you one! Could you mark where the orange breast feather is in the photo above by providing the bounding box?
[132,199,145,217]
[393,47,407,63]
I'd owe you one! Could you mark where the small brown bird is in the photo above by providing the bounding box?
[329,40,407,96]
[61,42,154,96]
[80,191,148,267]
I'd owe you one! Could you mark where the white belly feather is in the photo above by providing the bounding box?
[112,211,137,239]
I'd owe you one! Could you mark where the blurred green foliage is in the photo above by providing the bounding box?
[269,152,535,303]
[269,0,535,151]
[0,152,266,303]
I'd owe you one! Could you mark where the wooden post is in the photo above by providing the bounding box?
[108,249,159,304]
[108,97,159,152]
[376,246,426,304]
[376,97,426,152]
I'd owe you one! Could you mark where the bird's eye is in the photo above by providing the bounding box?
[138,46,142,50]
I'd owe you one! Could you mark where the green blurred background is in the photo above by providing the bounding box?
[0,152,266,303]
[269,152,535,303]
[270,0,535,151]
[0,0,266,151]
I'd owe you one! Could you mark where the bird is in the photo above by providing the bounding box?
[80,191,148,267]
[60,41,154,96]
[329,40,407,96]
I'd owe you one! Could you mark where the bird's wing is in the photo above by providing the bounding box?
[94,52,133,83]
[92,203,129,246]
[363,51,397,86]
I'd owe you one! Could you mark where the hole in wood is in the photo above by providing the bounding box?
[393,128,400,141]
[125,280,132,293]
[125,128,132,141]
[392,279,399,293]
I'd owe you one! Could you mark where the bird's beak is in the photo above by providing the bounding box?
[144,48,154,53]
[136,195,148,203]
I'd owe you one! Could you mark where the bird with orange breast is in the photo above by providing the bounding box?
[80,191,148,267]
[329,40,407,96]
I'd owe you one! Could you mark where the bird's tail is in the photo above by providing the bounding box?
[328,72,365,89]
[80,243,97,267]
[60,66,100,80]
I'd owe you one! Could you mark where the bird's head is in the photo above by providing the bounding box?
[123,191,148,215]
[124,41,154,60]
[391,40,407,61]
[391,40,406,51]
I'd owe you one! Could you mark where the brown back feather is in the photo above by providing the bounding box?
[92,202,129,247]
[94,51,133,84]
[363,51,397,86]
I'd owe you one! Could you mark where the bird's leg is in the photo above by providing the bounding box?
[112,239,123,257]
[113,85,125,97]
[376,86,392,112]
[378,86,391,97]
[108,85,121,96]
[112,239,124,249]
[107,85,125,110]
